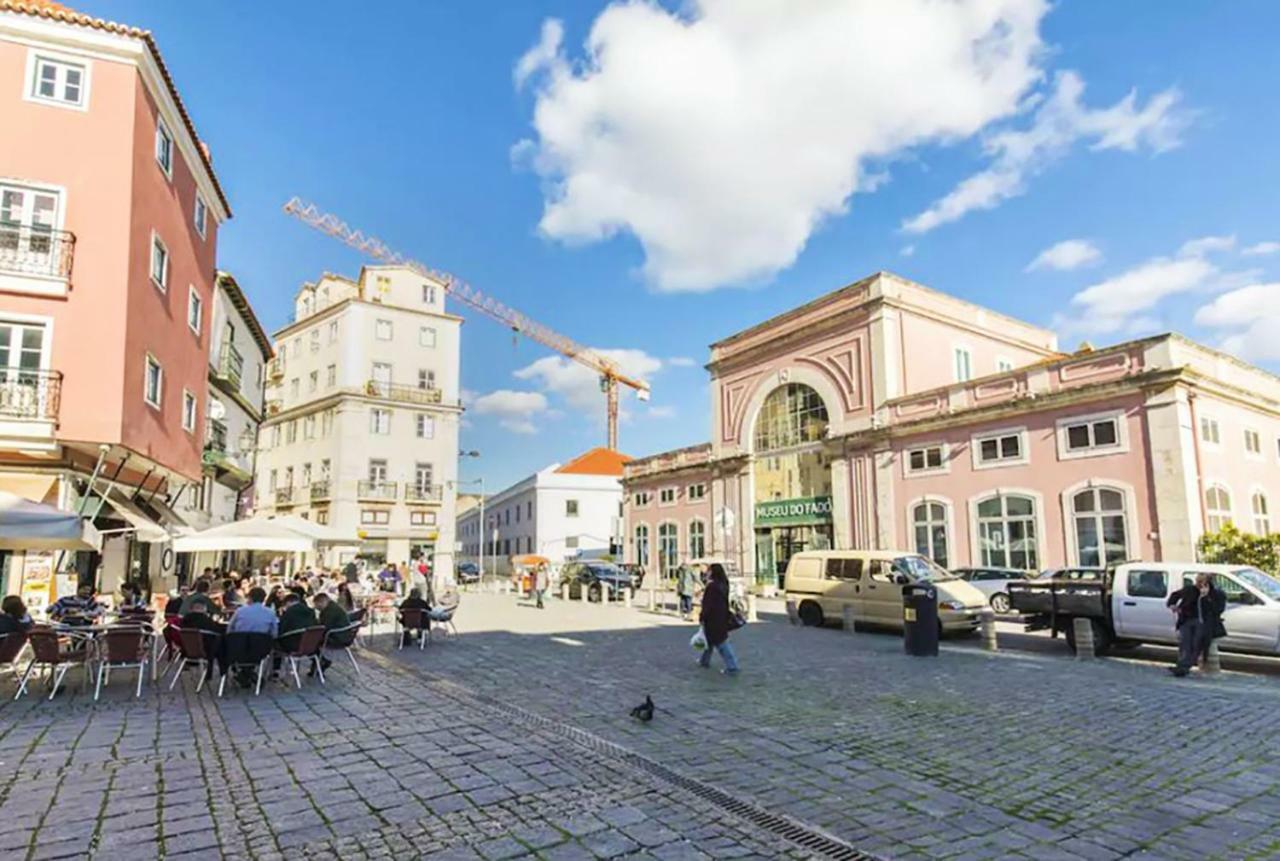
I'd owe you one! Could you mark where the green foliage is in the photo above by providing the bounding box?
[1197,522,1280,573]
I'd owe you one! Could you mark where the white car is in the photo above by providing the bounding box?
[951,567,1028,614]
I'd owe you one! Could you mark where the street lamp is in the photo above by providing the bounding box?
[459,451,485,579]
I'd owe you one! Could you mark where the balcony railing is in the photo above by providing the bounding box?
[310,480,331,501]
[357,480,397,500]
[214,343,244,391]
[0,369,61,421]
[365,380,443,405]
[204,418,228,454]
[0,225,74,279]
[405,483,443,503]
[274,487,295,505]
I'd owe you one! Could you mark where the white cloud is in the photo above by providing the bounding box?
[900,244,916,258]
[1067,256,1213,335]
[471,389,550,434]
[1194,283,1280,362]
[1241,241,1280,257]
[647,405,677,419]
[666,356,697,368]
[1177,235,1235,258]
[904,71,1189,234]
[517,0,1052,291]
[1026,238,1101,272]
[514,348,663,412]
[514,19,563,89]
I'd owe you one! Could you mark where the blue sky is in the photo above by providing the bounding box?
[79,1,1280,490]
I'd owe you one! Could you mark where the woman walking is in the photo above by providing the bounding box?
[698,564,740,674]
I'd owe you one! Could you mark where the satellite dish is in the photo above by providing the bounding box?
[208,398,227,420]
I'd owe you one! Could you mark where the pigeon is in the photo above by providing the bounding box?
[629,695,655,722]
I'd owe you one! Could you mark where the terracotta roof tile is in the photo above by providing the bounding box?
[3,0,232,216]
[555,447,632,477]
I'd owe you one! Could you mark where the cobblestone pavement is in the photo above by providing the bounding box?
[0,594,1278,860]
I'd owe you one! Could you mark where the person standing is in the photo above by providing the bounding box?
[698,564,740,675]
[1166,572,1226,677]
[676,564,698,620]
[533,563,549,610]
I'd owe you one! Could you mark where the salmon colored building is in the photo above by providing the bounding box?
[623,272,1280,588]
[0,1,231,599]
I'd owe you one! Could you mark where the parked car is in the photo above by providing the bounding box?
[951,567,1026,614]
[1008,562,1280,656]
[784,550,987,634]
[561,561,635,602]
[455,562,480,585]
[618,563,645,590]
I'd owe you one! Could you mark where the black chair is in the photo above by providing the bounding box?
[322,623,361,676]
[397,609,429,650]
[168,628,221,693]
[275,626,327,688]
[219,632,275,697]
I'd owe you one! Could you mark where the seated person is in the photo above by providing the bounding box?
[118,582,147,610]
[276,593,318,647]
[49,584,105,626]
[179,579,218,617]
[164,587,188,618]
[265,585,286,613]
[220,578,244,613]
[313,592,349,632]
[398,587,431,645]
[0,595,33,635]
[228,587,278,637]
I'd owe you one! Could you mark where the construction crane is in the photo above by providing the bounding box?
[283,197,650,450]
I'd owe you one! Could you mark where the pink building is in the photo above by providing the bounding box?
[0,1,231,597]
[623,272,1280,587]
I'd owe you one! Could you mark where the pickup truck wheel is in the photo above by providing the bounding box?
[990,593,1011,614]
[798,601,824,627]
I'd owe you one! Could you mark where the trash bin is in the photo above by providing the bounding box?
[902,583,938,657]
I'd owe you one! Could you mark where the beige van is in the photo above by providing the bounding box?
[784,550,987,634]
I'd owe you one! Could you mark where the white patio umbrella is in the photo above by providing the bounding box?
[0,491,101,551]
[266,514,353,546]
[172,516,314,554]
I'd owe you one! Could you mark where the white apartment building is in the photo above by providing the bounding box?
[254,265,462,573]
[175,272,271,547]
[457,448,629,576]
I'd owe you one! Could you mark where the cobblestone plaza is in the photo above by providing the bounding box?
[1,595,1278,860]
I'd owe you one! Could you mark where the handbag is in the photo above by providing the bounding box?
[728,610,747,631]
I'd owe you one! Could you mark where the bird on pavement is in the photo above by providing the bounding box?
[630,695,654,722]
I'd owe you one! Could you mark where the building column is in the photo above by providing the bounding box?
[1144,385,1200,561]
[829,454,851,550]
[873,446,896,550]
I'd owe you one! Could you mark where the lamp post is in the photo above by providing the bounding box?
[459,451,484,580]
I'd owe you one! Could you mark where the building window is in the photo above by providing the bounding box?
[658,523,679,576]
[976,493,1038,570]
[659,487,676,505]
[1199,416,1220,445]
[321,410,333,436]
[996,357,1014,373]
[755,383,829,451]
[286,420,297,443]
[1244,429,1262,457]
[326,365,336,387]
[634,491,651,506]
[328,320,338,343]
[375,319,393,340]
[316,510,330,525]
[1071,487,1128,567]
[905,444,946,475]
[953,347,973,382]
[187,286,202,335]
[410,511,436,527]
[973,429,1027,468]
[418,369,435,390]
[289,378,299,399]
[143,354,162,408]
[688,483,706,501]
[688,519,706,558]
[155,119,174,176]
[414,462,434,492]
[360,509,390,525]
[1205,485,1232,532]
[303,415,316,439]
[1252,491,1270,535]
[29,54,87,107]
[310,330,320,353]
[1059,412,1124,458]
[634,524,650,567]
[416,414,434,438]
[368,459,388,483]
[566,499,579,517]
[150,234,169,291]
[181,390,196,432]
[270,426,281,447]
[370,408,391,434]
[269,469,277,491]
[912,501,949,568]
[419,326,437,348]
[193,196,208,239]
[422,283,436,304]
[527,500,533,519]
[309,370,318,393]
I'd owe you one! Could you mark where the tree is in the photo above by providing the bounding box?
[1197,523,1280,573]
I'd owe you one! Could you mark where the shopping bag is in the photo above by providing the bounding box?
[690,626,708,651]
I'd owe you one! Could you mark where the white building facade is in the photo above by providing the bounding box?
[457,449,628,576]
[254,265,462,572]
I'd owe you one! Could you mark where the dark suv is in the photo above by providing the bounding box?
[562,562,635,602]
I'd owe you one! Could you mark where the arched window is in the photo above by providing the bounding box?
[1072,487,1128,567]
[658,523,679,577]
[912,502,949,568]
[633,523,650,568]
[1252,491,1270,535]
[754,383,829,453]
[1205,486,1232,532]
[976,494,1038,570]
[688,519,706,559]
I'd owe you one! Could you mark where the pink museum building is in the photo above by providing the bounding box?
[0,1,231,595]
[623,272,1280,585]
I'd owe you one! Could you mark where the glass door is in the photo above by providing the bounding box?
[0,184,59,272]
[0,321,46,418]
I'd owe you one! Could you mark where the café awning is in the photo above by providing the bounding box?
[0,491,100,551]
[267,514,353,546]
[172,516,314,553]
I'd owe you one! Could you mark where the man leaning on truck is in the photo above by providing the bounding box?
[1166,573,1227,677]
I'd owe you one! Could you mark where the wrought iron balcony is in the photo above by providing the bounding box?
[365,380,443,405]
[213,343,244,391]
[357,480,397,500]
[204,418,227,454]
[274,486,295,505]
[0,225,74,279]
[310,480,331,501]
[404,483,443,503]
[0,369,61,421]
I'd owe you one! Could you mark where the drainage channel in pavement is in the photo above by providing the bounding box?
[367,649,879,861]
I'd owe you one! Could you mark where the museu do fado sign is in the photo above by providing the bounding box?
[754,496,833,527]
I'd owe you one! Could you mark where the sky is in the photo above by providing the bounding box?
[78,0,1280,491]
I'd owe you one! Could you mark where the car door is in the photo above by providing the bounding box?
[1113,568,1176,643]
[820,557,860,619]
[863,559,901,626]
[1209,573,1277,652]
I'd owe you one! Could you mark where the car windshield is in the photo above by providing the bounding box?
[892,555,954,582]
[587,563,624,578]
[1232,568,1280,601]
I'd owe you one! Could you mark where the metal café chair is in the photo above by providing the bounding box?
[168,628,221,693]
[18,627,94,700]
[218,632,274,697]
[322,622,362,676]
[275,626,327,688]
[94,626,153,701]
[0,631,30,694]
[396,608,429,651]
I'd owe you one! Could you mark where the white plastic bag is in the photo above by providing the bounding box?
[690,626,708,651]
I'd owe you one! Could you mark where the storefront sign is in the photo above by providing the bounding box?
[755,496,833,527]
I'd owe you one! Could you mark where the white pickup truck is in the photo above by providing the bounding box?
[1007,562,1280,656]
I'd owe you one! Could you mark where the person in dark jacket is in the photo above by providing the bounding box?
[1166,572,1226,677]
[697,564,740,674]
[398,588,431,646]
[0,595,33,635]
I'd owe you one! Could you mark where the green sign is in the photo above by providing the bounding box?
[755,495,833,527]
